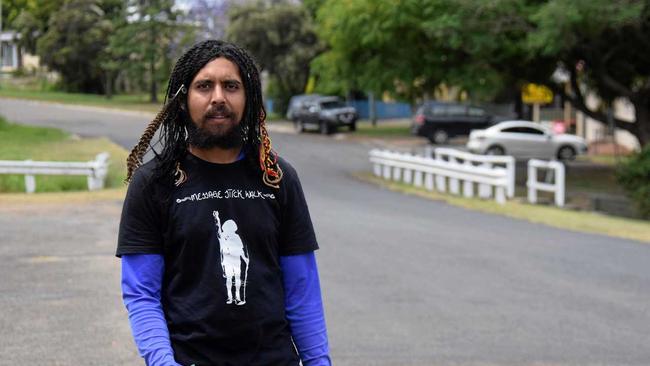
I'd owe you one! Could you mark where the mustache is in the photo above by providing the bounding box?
[203,104,235,121]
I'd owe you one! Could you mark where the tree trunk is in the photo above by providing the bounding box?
[635,101,649,147]
[149,23,158,104]
[105,72,113,100]
[150,56,157,103]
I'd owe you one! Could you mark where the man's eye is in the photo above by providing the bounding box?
[225,82,239,91]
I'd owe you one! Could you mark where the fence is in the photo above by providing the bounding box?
[428,147,516,198]
[0,152,110,193]
[348,100,412,120]
[369,149,509,204]
[527,159,565,207]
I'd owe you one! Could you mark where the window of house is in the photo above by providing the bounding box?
[1,42,16,68]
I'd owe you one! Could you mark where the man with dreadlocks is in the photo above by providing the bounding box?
[116,40,330,366]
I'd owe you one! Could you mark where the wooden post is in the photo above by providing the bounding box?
[532,103,540,122]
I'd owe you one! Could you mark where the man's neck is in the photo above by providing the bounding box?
[189,145,242,164]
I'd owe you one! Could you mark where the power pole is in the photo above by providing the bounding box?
[0,0,3,89]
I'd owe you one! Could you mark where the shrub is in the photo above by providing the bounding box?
[617,145,650,219]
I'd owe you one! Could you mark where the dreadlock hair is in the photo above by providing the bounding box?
[125,40,283,189]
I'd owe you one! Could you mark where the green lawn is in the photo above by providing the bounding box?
[356,172,650,243]
[0,116,128,193]
[354,120,413,138]
[0,87,162,113]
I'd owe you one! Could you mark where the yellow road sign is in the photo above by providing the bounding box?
[522,83,553,104]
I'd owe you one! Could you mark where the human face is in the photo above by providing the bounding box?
[186,57,246,148]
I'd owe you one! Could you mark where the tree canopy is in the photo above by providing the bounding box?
[313,0,650,145]
[36,0,119,93]
[531,0,649,145]
[227,1,323,114]
[104,0,181,102]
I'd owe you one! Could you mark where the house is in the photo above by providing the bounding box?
[0,31,39,73]
[575,94,641,153]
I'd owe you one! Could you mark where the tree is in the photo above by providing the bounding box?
[7,0,65,58]
[313,0,650,146]
[313,0,469,101]
[529,0,650,146]
[2,0,43,33]
[227,1,323,114]
[104,0,180,102]
[36,0,119,93]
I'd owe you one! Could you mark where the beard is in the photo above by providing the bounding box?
[186,105,244,149]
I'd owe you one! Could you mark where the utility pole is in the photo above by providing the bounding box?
[0,0,3,86]
[1,0,3,70]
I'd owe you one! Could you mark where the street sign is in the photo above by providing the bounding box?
[522,83,554,105]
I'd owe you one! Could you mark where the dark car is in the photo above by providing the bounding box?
[411,102,505,144]
[292,96,358,134]
[286,94,321,121]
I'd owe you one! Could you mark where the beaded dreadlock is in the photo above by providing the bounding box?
[125,40,283,188]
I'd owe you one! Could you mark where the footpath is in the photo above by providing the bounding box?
[0,198,140,365]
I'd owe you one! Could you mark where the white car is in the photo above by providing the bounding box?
[466,120,588,160]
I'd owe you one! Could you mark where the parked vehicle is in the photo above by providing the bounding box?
[286,94,321,121]
[466,120,588,161]
[411,101,506,144]
[292,96,358,134]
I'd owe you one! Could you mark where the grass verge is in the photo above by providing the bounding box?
[0,88,162,113]
[354,120,413,138]
[354,172,650,243]
[0,116,129,193]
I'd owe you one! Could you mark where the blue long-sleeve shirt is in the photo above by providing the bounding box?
[121,252,330,366]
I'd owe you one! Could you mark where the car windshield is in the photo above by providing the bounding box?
[321,100,347,109]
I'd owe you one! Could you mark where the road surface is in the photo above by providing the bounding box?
[1,98,649,366]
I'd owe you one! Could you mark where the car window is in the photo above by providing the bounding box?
[321,100,346,109]
[518,127,545,135]
[303,102,318,110]
[468,107,485,116]
[430,106,446,116]
[501,126,545,134]
[447,105,467,116]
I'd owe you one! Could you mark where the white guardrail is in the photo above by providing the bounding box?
[527,159,565,207]
[369,149,511,204]
[0,152,110,193]
[430,147,516,198]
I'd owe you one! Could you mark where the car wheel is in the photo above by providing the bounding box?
[349,122,357,132]
[293,119,304,133]
[319,121,331,135]
[428,129,448,144]
[485,145,505,156]
[557,145,576,161]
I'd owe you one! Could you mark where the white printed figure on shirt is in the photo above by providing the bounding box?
[213,211,250,306]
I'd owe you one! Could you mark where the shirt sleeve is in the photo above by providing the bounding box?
[121,254,181,366]
[280,252,331,366]
[278,160,319,255]
[116,166,165,257]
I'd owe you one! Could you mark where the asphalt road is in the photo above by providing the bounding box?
[1,98,649,366]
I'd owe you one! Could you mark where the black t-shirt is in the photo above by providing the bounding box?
[117,153,318,366]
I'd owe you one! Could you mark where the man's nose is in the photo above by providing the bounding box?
[210,85,226,104]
